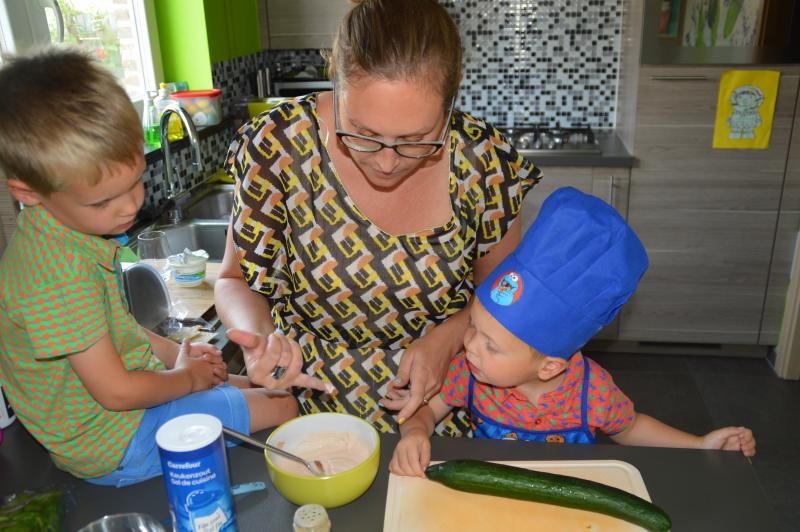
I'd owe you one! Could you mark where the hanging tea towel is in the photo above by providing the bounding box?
[713,70,780,149]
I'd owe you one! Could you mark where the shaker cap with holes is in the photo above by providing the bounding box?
[293,503,331,532]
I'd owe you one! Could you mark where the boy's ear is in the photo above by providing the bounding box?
[538,356,569,381]
[6,178,44,206]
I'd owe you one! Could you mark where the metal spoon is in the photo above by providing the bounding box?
[222,426,327,477]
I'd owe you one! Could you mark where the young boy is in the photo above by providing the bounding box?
[390,186,756,477]
[0,48,322,487]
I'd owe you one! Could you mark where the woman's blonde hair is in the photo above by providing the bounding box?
[327,0,462,111]
[0,47,143,195]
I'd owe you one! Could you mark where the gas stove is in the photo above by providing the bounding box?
[499,125,600,155]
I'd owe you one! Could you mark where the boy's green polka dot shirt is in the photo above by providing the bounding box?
[0,205,164,478]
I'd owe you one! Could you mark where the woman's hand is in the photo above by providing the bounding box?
[227,328,332,392]
[381,323,458,424]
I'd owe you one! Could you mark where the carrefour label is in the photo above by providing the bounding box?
[158,435,237,532]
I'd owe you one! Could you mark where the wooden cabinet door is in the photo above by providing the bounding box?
[266,0,350,49]
[620,67,799,345]
[760,76,800,345]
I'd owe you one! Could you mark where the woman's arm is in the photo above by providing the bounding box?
[215,222,328,391]
[215,221,276,337]
[384,221,522,423]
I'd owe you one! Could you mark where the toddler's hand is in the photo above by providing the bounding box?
[189,342,227,381]
[389,428,431,478]
[702,426,756,457]
[175,339,225,392]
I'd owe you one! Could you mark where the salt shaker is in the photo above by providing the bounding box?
[293,504,331,532]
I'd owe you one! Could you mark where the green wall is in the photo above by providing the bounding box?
[155,0,261,90]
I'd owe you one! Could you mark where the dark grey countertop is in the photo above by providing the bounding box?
[0,420,777,531]
[521,131,634,168]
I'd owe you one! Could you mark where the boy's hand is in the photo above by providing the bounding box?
[175,339,225,392]
[227,329,332,393]
[702,426,756,457]
[188,342,228,381]
[389,428,431,477]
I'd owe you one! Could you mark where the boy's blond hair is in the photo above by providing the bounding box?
[0,47,143,195]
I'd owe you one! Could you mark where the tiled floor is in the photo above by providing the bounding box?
[587,351,800,532]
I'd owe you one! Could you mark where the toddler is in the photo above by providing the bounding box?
[391,187,756,476]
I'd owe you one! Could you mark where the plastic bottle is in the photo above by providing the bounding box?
[153,82,183,142]
[142,91,160,149]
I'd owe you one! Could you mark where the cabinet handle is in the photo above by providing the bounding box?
[608,175,615,207]
[650,75,709,81]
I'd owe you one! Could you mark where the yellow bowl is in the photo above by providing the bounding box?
[264,413,380,508]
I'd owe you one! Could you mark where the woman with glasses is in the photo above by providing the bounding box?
[216,0,542,436]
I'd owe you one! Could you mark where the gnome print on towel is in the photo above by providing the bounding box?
[728,84,764,139]
[490,272,522,306]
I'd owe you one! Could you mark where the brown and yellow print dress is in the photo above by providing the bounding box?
[225,94,540,435]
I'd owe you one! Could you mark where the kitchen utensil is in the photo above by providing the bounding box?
[221,426,327,477]
[77,512,166,532]
[122,262,171,331]
[264,413,379,508]
[384,460,651,532]
[137,230,172,281]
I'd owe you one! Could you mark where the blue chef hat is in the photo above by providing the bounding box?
[476,187,649,359]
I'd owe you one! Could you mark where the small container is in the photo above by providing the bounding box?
[77,513,166,532]
[168,248,209,288]
[247,97,289,118]
[173,89,223,126]
[156,414,237,532]
[293,504,331,532]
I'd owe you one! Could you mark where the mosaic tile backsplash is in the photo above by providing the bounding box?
[443,0,622,129]
[209,1,622,129]
[140,127,234,216]
[144,0,622,215]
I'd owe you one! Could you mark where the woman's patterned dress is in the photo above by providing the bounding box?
[225,94,540,435]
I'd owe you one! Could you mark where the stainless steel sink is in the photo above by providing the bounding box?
[151,220,229,260]
[133,182,234,261]
[182,184,234,220]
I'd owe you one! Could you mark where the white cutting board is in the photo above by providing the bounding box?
[384,460,652,532]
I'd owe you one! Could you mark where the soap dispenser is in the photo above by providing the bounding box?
[153,82,183,142]
[142,91,160,149]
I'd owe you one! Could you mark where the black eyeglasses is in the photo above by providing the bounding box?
[333,84,455,159]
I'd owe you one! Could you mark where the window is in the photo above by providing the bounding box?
[50,0,160,102]
[0,0,162,103]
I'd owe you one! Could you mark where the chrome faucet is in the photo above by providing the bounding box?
[160,102,202,223]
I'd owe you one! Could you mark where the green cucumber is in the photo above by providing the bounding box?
[425,460,671,532]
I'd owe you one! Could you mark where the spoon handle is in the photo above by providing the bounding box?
[221,426,305,464]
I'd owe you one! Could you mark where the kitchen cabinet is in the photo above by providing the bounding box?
[761,85,800,345]
[620,66,800,346]
[521,166,630,231]
[265,0,350,49]
[521,165,631,340]
[155,0,261,89]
